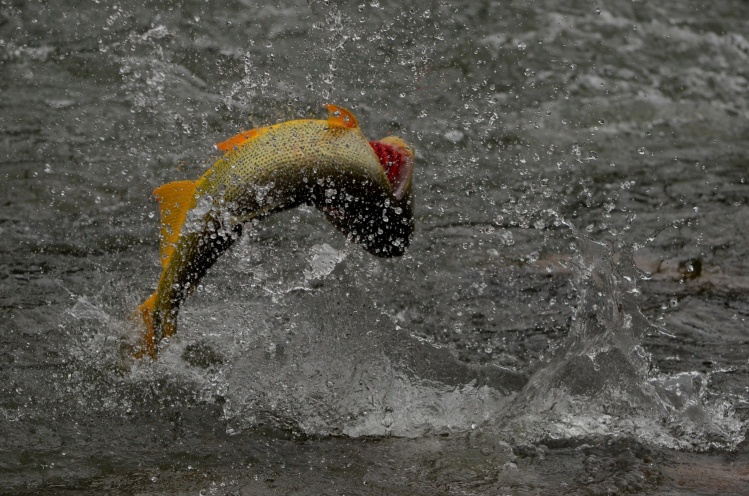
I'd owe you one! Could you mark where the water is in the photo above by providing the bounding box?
[2,0,749,493]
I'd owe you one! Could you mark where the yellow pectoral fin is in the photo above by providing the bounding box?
[153,180,197,267]
[216,128,261,152]
[325,104,359,129]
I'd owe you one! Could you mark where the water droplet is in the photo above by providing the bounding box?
[517,41,526,50]
[499,231,514,246]
[623,313,633,328]
[444,130,464,143]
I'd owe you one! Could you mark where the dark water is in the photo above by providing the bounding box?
[2,0,749,494]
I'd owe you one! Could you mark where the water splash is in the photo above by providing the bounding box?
[64,223,745,450]
[214,272,525,438]
[303,243,346,283]
[495,230,745,450]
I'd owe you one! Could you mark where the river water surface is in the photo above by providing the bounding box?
[2,0,749,494]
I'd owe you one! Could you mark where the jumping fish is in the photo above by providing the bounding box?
[134,104,415,358]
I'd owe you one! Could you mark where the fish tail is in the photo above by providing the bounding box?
[132,292,158,359]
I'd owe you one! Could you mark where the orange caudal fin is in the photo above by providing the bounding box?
[216,128,260,152]
[132,292,158,359]
[325,104,359,129]
[154,180,197,268]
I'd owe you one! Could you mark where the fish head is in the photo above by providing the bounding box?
[369,136,415,201]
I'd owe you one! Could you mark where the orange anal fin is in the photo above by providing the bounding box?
[153,180,197,268]
[325,104,359,129]
[132,292,158,360]
[216,129,260,152]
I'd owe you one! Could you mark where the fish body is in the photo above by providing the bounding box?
[135,105,415,358]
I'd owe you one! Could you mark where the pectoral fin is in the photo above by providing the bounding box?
[153,180,197,267]
[325,104,359,129]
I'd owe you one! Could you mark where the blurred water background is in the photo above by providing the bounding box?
[1,0,749,493]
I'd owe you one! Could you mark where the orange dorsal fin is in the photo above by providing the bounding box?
[153,180,197,267]
[216,128,260,152]
[325,104,359,129]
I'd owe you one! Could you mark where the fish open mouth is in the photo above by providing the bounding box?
[369,137,414,200]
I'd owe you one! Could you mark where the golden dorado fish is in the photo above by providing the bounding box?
[134,104,415,359]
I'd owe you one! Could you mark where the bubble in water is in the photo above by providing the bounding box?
[638,147,646,155]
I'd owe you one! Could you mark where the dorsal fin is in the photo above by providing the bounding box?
[216,128,261,152]
[153,180,197,267]
[325,104,359,129]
